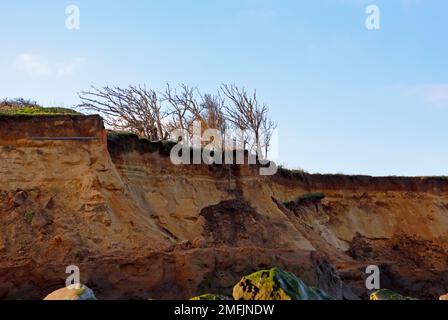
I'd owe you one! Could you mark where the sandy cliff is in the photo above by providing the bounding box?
[0,115,447,299]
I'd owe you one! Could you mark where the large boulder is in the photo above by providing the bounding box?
[44,284,96,300]
[233,268,333,300]
[190,294,232,301]
[370,289,416,300]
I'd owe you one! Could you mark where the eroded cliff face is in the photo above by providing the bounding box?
[0,115,447,299]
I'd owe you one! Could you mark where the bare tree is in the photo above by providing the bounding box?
[261,116,277,157]
[221,84,275,156]
[78,85,167,140]
[163,84,199,136]
[78,83,276,157]
[201,93,227,134]
[163,84,228,145]
[199,93,228,149]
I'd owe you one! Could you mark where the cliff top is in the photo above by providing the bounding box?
[1,114,447,192]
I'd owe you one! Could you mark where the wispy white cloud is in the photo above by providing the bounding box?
[13,53,86,77]
[14,53,50,76]
[402,84,448,107]
[56,57,86,77]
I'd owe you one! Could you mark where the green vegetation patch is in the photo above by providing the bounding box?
[107,131,139,141]
[107,131,178,156]
[75,287,86,297]
[276,165,308,180]
[0,98,81,116]
[284,192,325,209]
[297,192,325,202]
[0,106,81,116]
[23,211,34,221]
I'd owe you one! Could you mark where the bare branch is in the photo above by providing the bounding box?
[78,85,168,140]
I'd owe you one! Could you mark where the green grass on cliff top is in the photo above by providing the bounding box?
[0,106,81,116]
[0,98,81,116]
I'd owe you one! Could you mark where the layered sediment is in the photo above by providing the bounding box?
[0,115,447,299]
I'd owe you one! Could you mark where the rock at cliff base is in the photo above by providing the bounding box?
[10,189,28,207]
[233,268,333,300]
[370,289,417,300]
[439,294,448,300]
[43,284,96,300]
[190,294,232,300]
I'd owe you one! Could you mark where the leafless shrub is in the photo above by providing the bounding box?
[0,98,40,111]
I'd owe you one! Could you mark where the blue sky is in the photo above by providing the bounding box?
[1,0,447,176]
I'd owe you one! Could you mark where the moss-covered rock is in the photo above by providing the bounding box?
[43,284,96,300]
[233,268,333,300]
[190,294,232,301]
[370,289,417,300]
